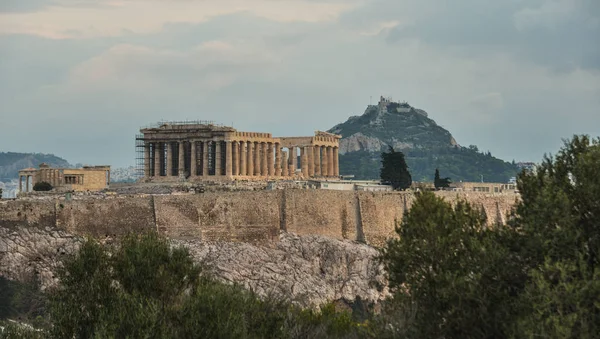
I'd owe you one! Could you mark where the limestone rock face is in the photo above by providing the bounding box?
[176,232,389,308]
[0,224,388,308]
[0,225,81,289]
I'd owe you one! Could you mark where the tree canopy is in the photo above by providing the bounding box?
[380,146,412,190]
[433,168,451,189]
[380,135,600,338]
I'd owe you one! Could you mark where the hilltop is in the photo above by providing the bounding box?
[0,152,70,181]
[328,97,519,182]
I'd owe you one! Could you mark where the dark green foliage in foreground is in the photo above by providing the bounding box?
[48,232,366,339]
[381,192,523,338]
[380,146,412,190]
[0,277,47,327]
[380,135,600,338]
[511,135,600,338]
[32,181,52,192]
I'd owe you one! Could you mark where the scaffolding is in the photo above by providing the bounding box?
[139,120,228,130]
[135,134,145,180]
[135,121,234,179]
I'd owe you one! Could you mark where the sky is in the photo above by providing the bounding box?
[1,0,599,168]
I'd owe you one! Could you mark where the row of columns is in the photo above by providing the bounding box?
[144,140,339,178]
[18,175,33,192]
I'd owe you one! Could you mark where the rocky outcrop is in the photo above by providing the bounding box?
[177,232,388,307]
[0,224,388,308]
[339,132,415,154]
[0,225,81,289]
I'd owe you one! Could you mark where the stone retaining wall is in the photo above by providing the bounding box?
[1,190,519,247]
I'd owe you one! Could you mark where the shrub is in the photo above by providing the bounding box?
[32,182,52,192]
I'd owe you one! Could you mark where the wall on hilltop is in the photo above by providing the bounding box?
[0,191,519,247]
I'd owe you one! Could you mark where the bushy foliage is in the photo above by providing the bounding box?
[380,146,412,190]
[381,135,600,338]
[510,135,600,337]
[0,277,47,327]
[32,181,52,191]
[48,232,366,338]
[381,192,523,338]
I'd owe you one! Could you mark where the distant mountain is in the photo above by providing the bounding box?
[328,97,519,182]
[0,152,71,181]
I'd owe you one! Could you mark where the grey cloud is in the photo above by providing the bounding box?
[1,6,599,168]
[342,0,600,72]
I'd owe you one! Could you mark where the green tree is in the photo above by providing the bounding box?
[32,182,52,192]
[380,146,412,190]
[433,168,451,189]
[48,232,364,338]
[380,192,524,338]
[511,135,600,338]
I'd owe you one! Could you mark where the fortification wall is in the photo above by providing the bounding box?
[0,191,519,247]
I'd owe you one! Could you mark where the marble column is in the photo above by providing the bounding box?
[190,141,197,177]
[254,142,261,176]
[225,141,233,177]
[215,141,222,176]
[267,143,274,176]
[26,176,30,192]
[178,141,185,177]
[144,143,151,178]
[301,147,308,177]
[232,141,239,176]
[327,146,334,177]
[19,176,22,192]
[308,146,314,177]
[274,144,281,176]
[248,142,254,176]
[333,147,339,177]
[281,150,288,176]
[290,146,297,177]
[321,146,328,177]
[240,141,247,176]
[202,142,209,176]
[314,146,321,176]
[154,142,162,177]
[166,143,173,176]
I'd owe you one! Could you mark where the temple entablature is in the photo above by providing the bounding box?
[136,122,340,181]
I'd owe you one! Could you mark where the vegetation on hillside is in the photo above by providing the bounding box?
[340,146,518,182]
[2,135,598,338]
[330,103,519,182]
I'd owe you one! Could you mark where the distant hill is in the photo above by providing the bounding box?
[0,152,71,181]
[328,97,519,182]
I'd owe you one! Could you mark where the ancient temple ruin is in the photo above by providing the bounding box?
[136,121,341,180]
[18,163,111,193]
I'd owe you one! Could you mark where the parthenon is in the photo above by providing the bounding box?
[137,122,341,180]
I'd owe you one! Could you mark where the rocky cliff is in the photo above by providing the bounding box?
[0,223,387,308]
[328,97,518,182]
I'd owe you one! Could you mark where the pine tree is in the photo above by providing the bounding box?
[380,146,412,190]
[434,168,451,189]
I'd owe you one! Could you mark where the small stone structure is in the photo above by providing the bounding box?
[138,122,341,181]
[18,163,110,193]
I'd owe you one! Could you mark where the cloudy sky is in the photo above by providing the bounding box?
[1,0,599,167]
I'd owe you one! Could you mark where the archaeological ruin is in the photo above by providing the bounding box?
[136,121,341,180]
[18,163,111,192]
